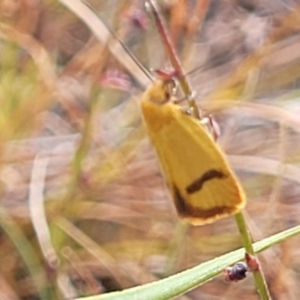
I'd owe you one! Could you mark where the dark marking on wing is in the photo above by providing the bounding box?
[186,169,226,194]
[173,185,235,219]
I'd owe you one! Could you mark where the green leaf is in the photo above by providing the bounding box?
[76,224,300,300]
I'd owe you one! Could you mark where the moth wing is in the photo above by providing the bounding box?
[143,103,245,225]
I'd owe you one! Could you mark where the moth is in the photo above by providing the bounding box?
[141,79,246,225]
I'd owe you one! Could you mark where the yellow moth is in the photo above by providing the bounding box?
[80,0,245,226]
[141,79,246,226]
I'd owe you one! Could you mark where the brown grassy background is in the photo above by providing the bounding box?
[0,0,300,299]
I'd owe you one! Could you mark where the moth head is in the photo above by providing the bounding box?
[146,79,177,105]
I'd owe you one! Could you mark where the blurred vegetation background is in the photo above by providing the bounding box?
[0,0,300,299]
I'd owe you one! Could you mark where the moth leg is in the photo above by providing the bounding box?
[200,115,220,141]
[177,94,220,141]
[174,91,197,106]
[180,107,192,116]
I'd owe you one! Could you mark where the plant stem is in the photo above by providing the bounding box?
[145,0,201,119]
[235,212,271,300]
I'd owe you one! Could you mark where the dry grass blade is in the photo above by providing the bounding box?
[55,217,133,288]
[28,153,58,269]
[59,0,151,88]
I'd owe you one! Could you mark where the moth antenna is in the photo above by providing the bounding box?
[81,0,154,83]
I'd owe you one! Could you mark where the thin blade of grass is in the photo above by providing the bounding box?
[75,224,300,300]
[0,208,49,300]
